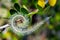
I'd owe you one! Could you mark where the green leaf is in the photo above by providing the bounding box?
[10,9,17,15]
[37,6,50,15]
[55,25,60,31]
[36,5,43,15]
[14,3,20,12]
[55,13,60,22]
[11,0,18,3]
[43,6,50,14]
[22,0,28,5]
[21,8,28,14]
[50,18,55,24]
[33,0,38,4]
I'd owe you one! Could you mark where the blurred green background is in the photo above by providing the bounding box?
[0,0,60,40]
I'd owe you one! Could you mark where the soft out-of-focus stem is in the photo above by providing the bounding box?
[0,24,9,29]
[27,9,39,16]
[23,17,51,35]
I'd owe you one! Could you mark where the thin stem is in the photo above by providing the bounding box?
[27,9,39,16]
[0,24,9,29]
[45,0,48,4]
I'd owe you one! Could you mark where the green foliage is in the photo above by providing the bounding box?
[10,9,17,15]
[22,0,28,5]
[14,3,20,12]
[11,0,18,3]
[21,8,28,14]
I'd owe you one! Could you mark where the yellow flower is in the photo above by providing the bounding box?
[49,0,57,6]
[38,0,45,8]
[38,0,57,8]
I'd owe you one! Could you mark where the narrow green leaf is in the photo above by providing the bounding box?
[14,3,20,12]
[43,6,50,14]
[10,9,17,15]
[21,8,28,14]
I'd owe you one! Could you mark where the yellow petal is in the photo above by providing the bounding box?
[48,0,57,6]
[38,0,45,8]
[3,32,11,38]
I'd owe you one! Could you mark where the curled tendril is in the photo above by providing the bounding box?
[0,3,51,35]
[9,12,50,35]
